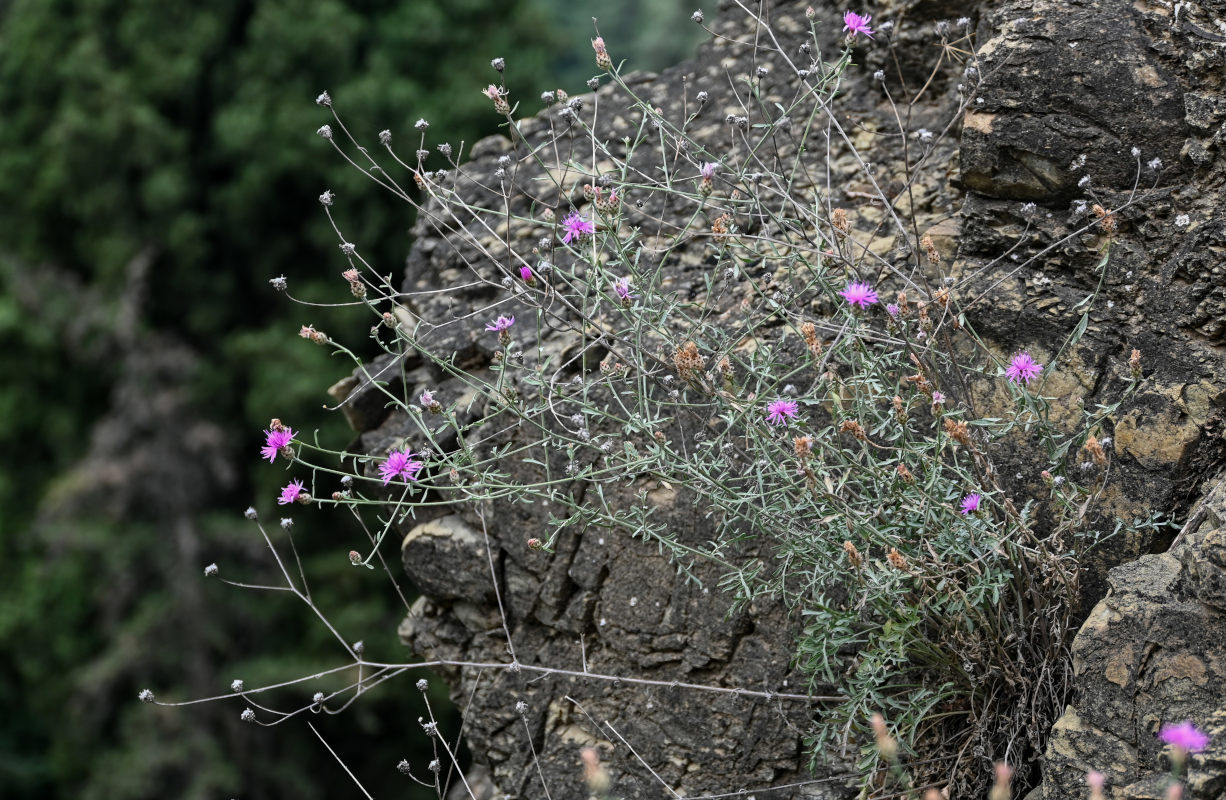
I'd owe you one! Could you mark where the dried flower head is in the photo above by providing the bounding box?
[839,419,868,440]
[1083,435,1107,466]
[944,418,972,446]
[831,207,850,236]
[800,321,822,358]
[843,540,862,568]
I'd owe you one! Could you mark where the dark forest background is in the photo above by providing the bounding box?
[0,1,703,797]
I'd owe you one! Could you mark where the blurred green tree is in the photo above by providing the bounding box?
[0,0,557,797]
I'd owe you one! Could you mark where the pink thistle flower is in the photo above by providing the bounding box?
[482,84,502,101]
[613,276,638,301]
[519,265,534,282]
[1159,721,1209,753]
[485,315,515,332]
[843,10,875,39]
[261,427,295,463]
[379,450,424,485]
[419,390,435,407]
[960,493,981,515]
[931,391,946,409]
[278,479,306,505]
[766,399,800,426]
[839,281,879,309]
[700,161,718,179]
[561,212,595,244]
[886,303,901,318]
[1005,352,1043,385]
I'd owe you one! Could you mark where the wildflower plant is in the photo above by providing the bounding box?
[162,5,1175,797]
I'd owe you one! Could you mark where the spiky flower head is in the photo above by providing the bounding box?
[485,315,515,332]
[261,427,295,463]
[839,281,879,309]
[960,493,981,515]
[1159,721,1209,753]
[843,10,875,39]
[766,399,800,426]
[278,479,306,505]
[561,212,595,244]
[1005,352,1043,385]
[379,450,424,485]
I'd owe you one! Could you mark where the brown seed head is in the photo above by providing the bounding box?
[832,207,850,236]
[843,540,862,568]
[921,234,940,264]
[943,418,972,446]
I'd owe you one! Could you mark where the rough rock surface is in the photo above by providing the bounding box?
[1037,477,1226,800]
[332,0,1226,795]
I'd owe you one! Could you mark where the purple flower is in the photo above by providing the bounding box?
[379,450,424,485]
[485,315,515,332]
[278,479,306,505]
[886,303,900,318]
[843,10,875,39]
[839,281,879,309]
[419,390,435,407]
[561,212,595,244]
[700,161,718,179]
[613,276,638,301]
[766,399,800,426]
[960,493,981,515]
[261,427,295,463]
[1159,721,1209,753]
[1005,352,1043,385]
[519,266,533,282]
[931,391,946,408]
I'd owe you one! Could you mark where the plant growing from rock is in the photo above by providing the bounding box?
[149,4,1176,797]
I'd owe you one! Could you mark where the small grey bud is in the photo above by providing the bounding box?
[319,189,334,206]
[691,10,704,23]
[138,689,155,703]
[244,506,258,520]
[339,242,356,255]
[416,679,429,692]
[315,91,332,107]
[316,124,333,139]
[279,518,293,529]
[491,57,505,72]
[415,118,429,131]
[240,708,256,722]
[231,679,244,692]
[587,77,599,90]
[204,563,218,577]
[378,130,391,146]
[397,759,411,775]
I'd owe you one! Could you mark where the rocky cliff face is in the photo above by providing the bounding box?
[334,0,1226,796]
